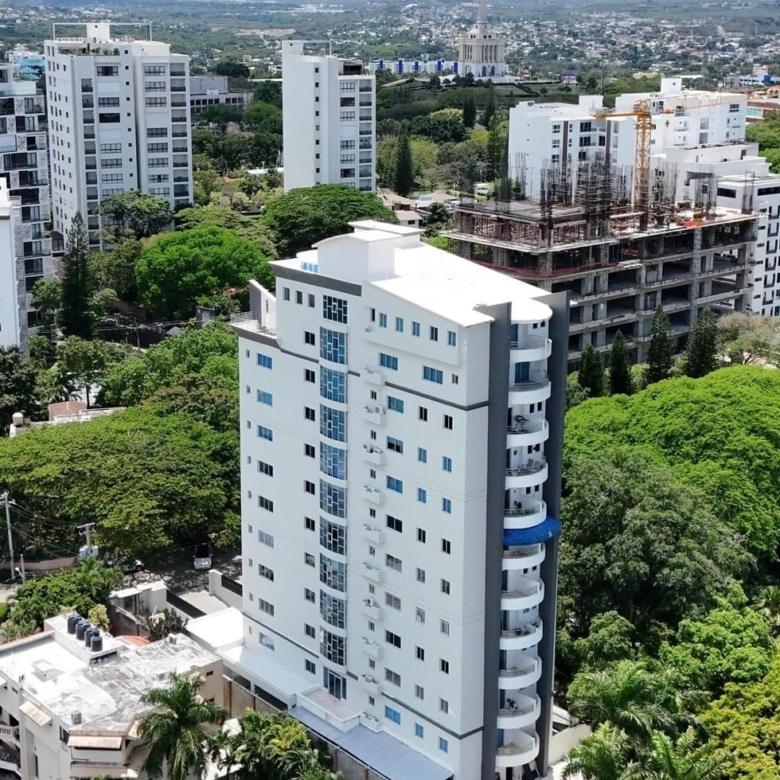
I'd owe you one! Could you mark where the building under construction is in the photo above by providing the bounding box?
[445,160,756,367]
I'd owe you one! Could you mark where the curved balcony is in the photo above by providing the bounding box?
[501,578,545,611]
[507,418,549,448]
[495,731,540,769]
[502,544,546,570]
[498,657,542,690]
[510,337,552,363]
[497,693,541,730]
[363,443,385,466]
[504,500,546,530]
[505,460,548,490]
[362,598,381,621]
[508,379,551,406]
[499,621,543,651]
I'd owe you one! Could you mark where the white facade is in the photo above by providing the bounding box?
[717,174,780,316]
[282,41,375,193]
[0,61,56,350]
[458,0,507,79]
[45,22,193,248]
[234,221,566,779]
[0,179,21,348]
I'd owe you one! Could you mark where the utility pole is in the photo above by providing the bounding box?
[2,493,14,582]
[77,523,97,560]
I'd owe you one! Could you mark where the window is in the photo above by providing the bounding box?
[296,290,304,305]
[257,390,272,406]
[257,425,273,441]
[145,96,167,107]
[386,554,402,572]
[385,592,401,610]
[395,317,404,332]
[320,518,346,555]
[320,554,346,591]
[441,579,451,594]
[417,528,427,543]
[304,588,316,602]
[320,480,347,518]
[258,598,274,616]
[415,644,425,659]
[258,530,274,547]
[379,353,398,370]
[379,313,388,328]
[386,476,403,493]
[258,563,274,581]
[304,480,315,495]
[305,624,316,638]
[442,498,452,513]
[304,331,316,346]
[416,568,426,583]
[442,456,452,472]
[305,444,316,458]
[415,609,425,625]
[386,515,403,533]
[283,288,290,301]
[385,668,401,685]
[320,328,347,363]
[320,406,346,442]
[321,367,347,403]
[147,127,168,137]
[415,723,424,738]
[304,406,316,421]
[147,142,168,153]
[439,737,449,752]
[320,591,346,628]
[442,538,451,554]
[320,443,347,480]
[385,630,401,648]
[440,619,450,635]
[388,396,404,413]
[305,516,316,531]
[440,659,450,674]
[423,366,443,384]
[257,353,273,368]
[258,496,274,512]
[415,684,424,699]
[417,488,427,503]
[305,659,316,674]
[97,65,118,77]
[447,330,457,346]
[384,706,401,724]
[443,414,453,430]
[387,436,403,454]
[417,447,427,463]
[429,326,438,341]
[412,321,420,336]
[418,406,428,421]
[304,553,315,567]
[257,460,274,477]
[439,700,449,715]
[305,368,316,383]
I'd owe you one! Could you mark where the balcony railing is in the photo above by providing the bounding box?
[506,458,546,477]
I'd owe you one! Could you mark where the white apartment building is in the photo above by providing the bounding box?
[281,41,376,193]
[232,220,568,779]
[189,74,253,117]
[0,179,21,348]
[0,61,56,350]
[0,614,221,780]
[45,22,193,249]
[717,174,780,316]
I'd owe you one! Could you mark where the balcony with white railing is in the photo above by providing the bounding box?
[508,375,551,405]
[502,544,546,570]
[510,337,552,363]
[362,485,384,506]
[505,458,548,490]
[497,692,541,730]
[495,730,540,769]
[498,655,541,690]
[504,498,546,530]
[362,524,385,545]
[501,576,545,611]
[499,620,543,651]
[363,404,386,426]
[362,598,381,621]
[362,443,385,466]
[507,416,549,448]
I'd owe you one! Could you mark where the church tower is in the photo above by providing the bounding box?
[458,0,507,79]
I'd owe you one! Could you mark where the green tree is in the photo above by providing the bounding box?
[99,192,172,241]
[609,331,633,395]
[684,309,718,378]
[0,347,41,431]
[241,101,282,134]
[60,214,94,339]
[462,91,476,129]
[248,131,282,167]
[175,206,277,259]
[577,342,604,397]
[394,128,415,196]
[560,449,751,639]
[136,226,273,319]
[574,611,637,670]
[199,103,243,133]
[140,671,226,780]
[88,603,110,631]
[214,61,250,79]
[31,277,63,338]
[754,585,780,635]
[562,723,634,780]
[52,337,130,408]
[89,239,143,303]
[637,731,726,780]
[194,162,222,206]
[646,305,674,383]
[210,134,246,174]
[411,108,467,143]
[262,185,397,257]
[717,312,780,365]
[481,84,496,127]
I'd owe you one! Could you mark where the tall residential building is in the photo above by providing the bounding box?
[717,173,780,316]
[458,0,507,79]
[232,220,568,780]
[0,179,22,348]
[45,22,193,249]
[281,41,376,193]
[0,61,56,350]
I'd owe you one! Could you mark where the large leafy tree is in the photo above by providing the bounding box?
[560,448,751,639]
[140,671,226,780]
[60,214,94,339]
[637,731,726,780]
[136,226,273,319]
[562,723,634,780]
[717,312,780,365]
[241,101,282,134]
[394,127,415,196]
[646,305,674,383]
[0,347,41,431]
[262,185,397,257]
[175,206,277,259]
[577,342,604,397]
[684,308,718,378]
[99,191,172,241]
[89,239,143,303]
[608,331,633,395]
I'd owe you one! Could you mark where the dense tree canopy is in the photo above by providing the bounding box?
[136,226,273,319]
[262,185,397,256]
[0,347,41,431]
[175,206,277,259]
[99,191,172,240]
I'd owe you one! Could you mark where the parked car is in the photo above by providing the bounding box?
[105,556,145,574]
[193,543,212,571]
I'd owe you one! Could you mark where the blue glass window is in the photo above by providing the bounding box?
[320,480,346,518]
[320,328,347,364]
[379,313,388,328]
[417,447,427,463]
[386,436,403,454]
[323,295,348,323]
[320,367,346,403]
[395,317,404,332]
[423,366,443,384]
[257,353,273,368]
[386,476,403,493]
[417,488,427,503]
[320,443,347,480]
[320,405,346,442]
[384,706,401,725]
[320,554,347,591]
[415,723,424,738]
[388,396,404,413]
[412,321,420,336]
[257,425,273,440]
[320,590,346,628]
[447,330,457,346]
[442,456,452,472]
[379,353,398,370]
[256,390,273,405]
[439,738,448,753]
[442,498,452,513]
[319,518,347,556]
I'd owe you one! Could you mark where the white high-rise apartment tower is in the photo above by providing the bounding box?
[281,41,376,193]
[45,23,193,249]
[233,221,568,779]
[0,179,22,348]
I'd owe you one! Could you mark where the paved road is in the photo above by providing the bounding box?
[122,549,241,594]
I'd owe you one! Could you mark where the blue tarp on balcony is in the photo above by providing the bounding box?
[503,516,561,546]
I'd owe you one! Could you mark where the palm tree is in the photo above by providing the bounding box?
[755,585,780,634]
[139,670,226,780]
[563,723,636,780]
[630,731,727,780]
